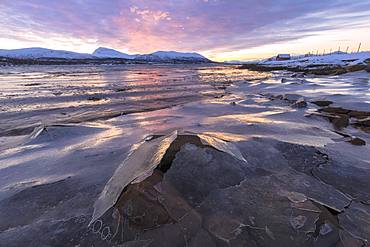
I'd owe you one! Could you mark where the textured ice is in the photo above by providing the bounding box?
[91,131,178,224]
[0,64,369,246]
[90,130,247,225]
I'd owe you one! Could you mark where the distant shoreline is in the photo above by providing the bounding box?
[0,56,217,66]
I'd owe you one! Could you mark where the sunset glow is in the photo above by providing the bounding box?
[1,0,370,61]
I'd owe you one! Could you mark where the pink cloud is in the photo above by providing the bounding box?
[0,0,369,55]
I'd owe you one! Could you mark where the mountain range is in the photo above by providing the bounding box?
[0,47,211,64]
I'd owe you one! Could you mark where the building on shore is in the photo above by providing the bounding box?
[276,54,291,61]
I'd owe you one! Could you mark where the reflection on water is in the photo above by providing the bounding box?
[0,64,269,102]
[205,111,288,125]
[0,64,270,134]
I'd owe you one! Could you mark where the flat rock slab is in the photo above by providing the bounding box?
[312,156,370,204]
[339,202,370,242]
[86,141,365,246]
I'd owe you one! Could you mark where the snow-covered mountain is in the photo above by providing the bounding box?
[92,47,137,59]
[91,48,209,62]
[151,51,206,59]
[0,47,94,59]
[0,47,212,64]
[136,51,209,62]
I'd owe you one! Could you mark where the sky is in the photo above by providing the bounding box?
[0,0,370,61]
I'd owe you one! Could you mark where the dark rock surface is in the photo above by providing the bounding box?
[77,139,368,246]
[240,64,349,75]
[311,100,333,107]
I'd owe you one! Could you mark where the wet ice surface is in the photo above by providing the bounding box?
[0,64,263,136]
[0,64,369,246]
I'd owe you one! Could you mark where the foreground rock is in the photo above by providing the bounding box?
[81,133,369,246]
[263,93,307,108]
[316,107,370,134]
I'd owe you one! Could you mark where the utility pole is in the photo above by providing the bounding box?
[357,43,362,53]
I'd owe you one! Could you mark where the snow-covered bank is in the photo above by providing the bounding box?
[263,51,370,67]
[240,52,370,75]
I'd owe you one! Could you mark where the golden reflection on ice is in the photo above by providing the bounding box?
[201,131,251,142]
[64,124,124,151]
[0,145,59,170]
[204,111,287,125]
[197,66,271,82]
